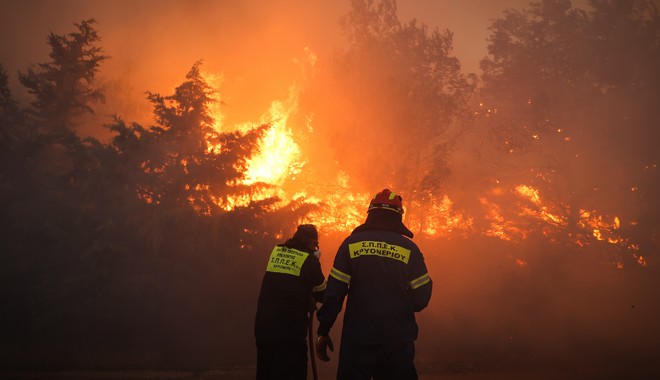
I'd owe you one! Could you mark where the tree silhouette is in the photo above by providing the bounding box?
[18,19,107,142]
[0,20,315,369]
[299,0,476,233]
[474,0,660,258]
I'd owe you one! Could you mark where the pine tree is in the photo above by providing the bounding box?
[18,19,107,142]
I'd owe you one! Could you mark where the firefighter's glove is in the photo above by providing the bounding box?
[316,335,334,362]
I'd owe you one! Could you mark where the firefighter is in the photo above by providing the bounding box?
[316,189,432,380]
[255,224,327,380]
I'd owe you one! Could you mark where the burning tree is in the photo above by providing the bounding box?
[102,62,264,215]
[459,0,660,267]
[297,0,477,234]
[0,20,317,369]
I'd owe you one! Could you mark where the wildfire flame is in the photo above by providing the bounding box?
[149,68,646,269]
[242,89,304,186]
[202,70,374,229]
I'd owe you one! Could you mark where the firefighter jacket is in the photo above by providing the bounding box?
[316,210,432,345]
[254,239,326,346]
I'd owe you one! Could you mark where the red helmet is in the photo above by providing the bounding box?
[368,188,404,214]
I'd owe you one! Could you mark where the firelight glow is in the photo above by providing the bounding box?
[195,65,642,268]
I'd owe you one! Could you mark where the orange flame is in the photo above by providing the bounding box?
[181,70,646,268]
[242,88,304,186]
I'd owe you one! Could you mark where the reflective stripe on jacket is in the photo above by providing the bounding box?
[317,228,432,344]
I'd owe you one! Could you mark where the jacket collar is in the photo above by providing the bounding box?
[351,209,414,239]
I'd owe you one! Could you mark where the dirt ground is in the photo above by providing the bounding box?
[1,365,658,380]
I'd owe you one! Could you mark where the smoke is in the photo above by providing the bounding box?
[413,237,660,373]
[2,0,659,376]
[0,0,346,135]
[0,0,520,138]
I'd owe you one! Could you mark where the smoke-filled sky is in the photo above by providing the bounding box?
[0,0,535,72]
[0,0,541,128]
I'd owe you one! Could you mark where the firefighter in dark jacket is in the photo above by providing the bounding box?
[255,224,327,380]
[316,189,432,380]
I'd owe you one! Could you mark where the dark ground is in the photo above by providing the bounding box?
[2,363,659,380]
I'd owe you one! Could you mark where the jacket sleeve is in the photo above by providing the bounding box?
[304,255,327,303]
[407,249,432,312]
[316,243,351,336]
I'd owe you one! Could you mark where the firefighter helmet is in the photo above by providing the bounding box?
[293,224,319,248]
[368,188,404,214]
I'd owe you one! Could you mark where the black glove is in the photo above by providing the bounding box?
[316,335,334,361]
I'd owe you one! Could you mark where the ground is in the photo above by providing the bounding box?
[1,365,658,380]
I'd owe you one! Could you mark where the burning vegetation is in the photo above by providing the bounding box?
[0,0,659,376]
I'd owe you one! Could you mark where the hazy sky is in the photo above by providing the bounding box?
[0,0,539,125]
[0,0,534,71]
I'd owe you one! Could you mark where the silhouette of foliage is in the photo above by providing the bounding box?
[18,18,107,141]
[473,0,660,258]
[0,20,314,370]
[300,0,476,232]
